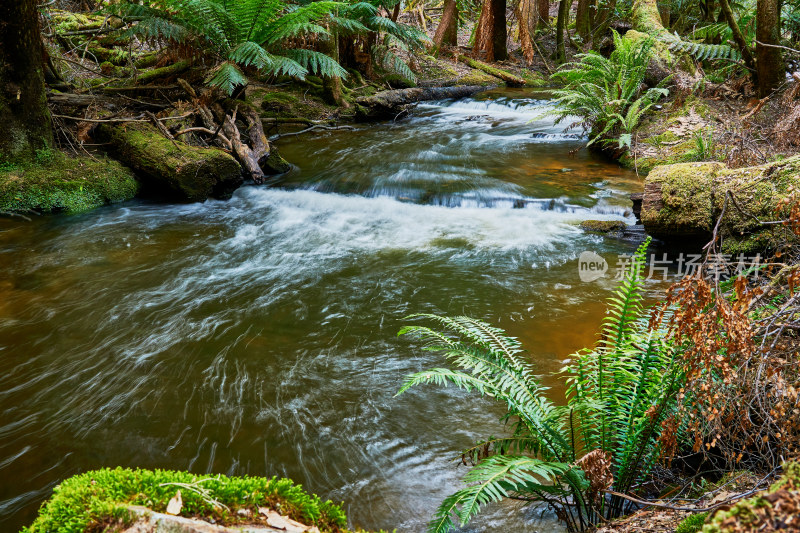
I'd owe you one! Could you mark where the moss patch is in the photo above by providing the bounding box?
[676,512,709,533]
[641,156,800,253]
[0,151,138,214]
[22,467,352,533]
[703,462,800,532]
[579,220,627,233]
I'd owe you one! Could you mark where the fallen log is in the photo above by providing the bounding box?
[96,122,243,201]
[456,55,527,86]
[641,157,800,253]
[135,60,191,85]
[355,85,486,121]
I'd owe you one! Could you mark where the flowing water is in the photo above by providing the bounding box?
[1,89,647,532]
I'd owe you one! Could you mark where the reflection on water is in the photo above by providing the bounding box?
[1,90,645,532]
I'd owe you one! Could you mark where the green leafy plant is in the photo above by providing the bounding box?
[396,238,686,532]
[550,30,668,149]
[110,0,424,95]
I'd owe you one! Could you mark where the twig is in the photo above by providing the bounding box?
[604,486,766,513]
[269,124,354,141]
[755,40,800,55]
[51,112,192,123]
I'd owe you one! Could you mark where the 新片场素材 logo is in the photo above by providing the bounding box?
[578,251,608,282]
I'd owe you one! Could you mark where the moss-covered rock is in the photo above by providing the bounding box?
[21,467,350,533]
[579,220,628,233]
[641,157,800,253]
[96,123,242,201]
[0,151,138,214]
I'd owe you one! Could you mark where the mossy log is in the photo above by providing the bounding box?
[135,60,191,85]
[641,157,800,253]
[96,123,242,201]
[456,55,526,86]
[355,85,486,121]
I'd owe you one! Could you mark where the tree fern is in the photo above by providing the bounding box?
[397,237,686,532]
[109,0,425,94]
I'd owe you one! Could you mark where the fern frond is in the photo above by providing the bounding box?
[206,60,248,95]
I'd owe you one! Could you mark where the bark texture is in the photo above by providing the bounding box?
[433,0,459,48]
[474,0,508,61]
[0,0,54,163]
[555,0,571,64]
[757,0,783,97]
[537,0,550,28]
[516,0,536,63]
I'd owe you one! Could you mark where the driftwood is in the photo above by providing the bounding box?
[176,78,290,183]
[355,85,487,120]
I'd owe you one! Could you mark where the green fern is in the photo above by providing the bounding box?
[550,30,669,149]
[397,237,686,532]
[664,37,741,61]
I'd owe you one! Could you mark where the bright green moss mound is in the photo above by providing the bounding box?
[23,467,349,533]
[0,151,138,214]
[676,512,709,533]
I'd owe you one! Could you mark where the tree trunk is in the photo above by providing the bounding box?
[516,0,536,62]
[555,0,571,64]
[718,0,757,75]
[0,0,54,163]
[575,0,591,41]
[537,0,550,28]
[474,0,508,61]
[592,0,616,45]
[321,26,349,108]
[433,0,459,48]
[757,0,783,97]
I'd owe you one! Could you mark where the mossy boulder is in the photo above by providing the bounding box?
[96,123,242,202]
[21,467,350,533]
[579,220,628,233]
[0,151,138,214]
[641,157,800,253]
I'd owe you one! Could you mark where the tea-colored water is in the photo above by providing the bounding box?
[0,89,647,532]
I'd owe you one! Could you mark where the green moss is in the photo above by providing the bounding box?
[579,220,627,233]
[0,151,138,214]
[22,467,349,533]
[640,162,721,236]
[520,69,547,87]
[676,512,709,533]
[458,70,497,86]
[702,462,800,532]
[384,74,417,89]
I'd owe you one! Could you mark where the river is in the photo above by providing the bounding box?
[0,89,644,532]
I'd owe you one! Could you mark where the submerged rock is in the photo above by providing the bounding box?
[579,220,628,233]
